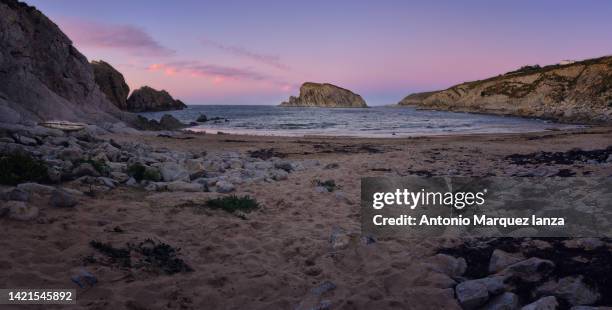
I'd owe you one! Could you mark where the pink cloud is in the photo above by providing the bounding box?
[202,39,290,71]
[57,18,174,56]
[147,61,283,83]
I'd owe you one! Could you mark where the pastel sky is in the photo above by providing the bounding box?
[27,0,612,106]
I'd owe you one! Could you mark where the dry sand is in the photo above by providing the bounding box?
[1,127,612,309]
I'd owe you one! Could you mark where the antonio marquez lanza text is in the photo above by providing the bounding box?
[373,214,565,227]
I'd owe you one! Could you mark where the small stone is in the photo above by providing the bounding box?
[334,191,354,205]
[521,296,558,310]
[47,166,62,183]
[489,249,525,273]
[481,292,519,310]
[110,172,129,183]
[166,181,202,192]
[270,169,288,181]
[59,147,83,161]
[5,188,30,202]
[97,177,117,188]
[17,182,55,195]
[456,280,489,309]
[330,227,350,251]
[160,162,189,182]
[465,276,509,295]
[125,177,137,186]
[500,257,554,282]
[315,186,329,193]
[606,154,612,163]
[7,201,39,221]
[423,254,467,277]
[215,180,235,193]
[73,163,100,177]
[563,238,604,251]
[536,276,600,306]
[50,188,77,208]
[274,160,293,172]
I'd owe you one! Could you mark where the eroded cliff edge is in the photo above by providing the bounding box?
[398,56,612,124]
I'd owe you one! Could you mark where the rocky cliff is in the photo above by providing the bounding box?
[280,82,368,108]
[91,60,130,110]
[126,86,187,112]
[398,56,612,124]
[0,0,131,124]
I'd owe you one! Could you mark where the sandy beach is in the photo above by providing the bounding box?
[2,126,612,309]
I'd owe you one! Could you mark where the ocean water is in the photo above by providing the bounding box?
[139,105,581,138]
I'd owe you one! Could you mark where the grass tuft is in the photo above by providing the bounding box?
[0,152,49,185]
[206,195,259,213]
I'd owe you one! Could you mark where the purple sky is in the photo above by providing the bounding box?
[26,0,612,105]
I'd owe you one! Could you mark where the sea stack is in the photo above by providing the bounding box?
[280,82,367,108]
[91,60,130,110]
[397,56,612,124]
[126,86,187,112]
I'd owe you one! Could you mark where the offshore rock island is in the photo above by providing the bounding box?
[280,82,368,108]
[398,56,612,124]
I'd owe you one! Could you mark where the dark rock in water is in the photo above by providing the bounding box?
[91,60,130,110]
[126,86,186,112]
[134,115,187,131]
[196,114,208,122]
[0,0,130,124]
[159,114,187,130]
[280,82,368,108]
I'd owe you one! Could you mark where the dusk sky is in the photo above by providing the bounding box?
[27,0,612,106]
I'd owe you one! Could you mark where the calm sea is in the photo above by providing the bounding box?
[139,105,581,138]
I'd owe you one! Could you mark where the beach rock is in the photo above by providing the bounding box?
[562,238,604,251]
[397,56,612,124]
[536,276,600,306]
[489,249,525,273]
[159,114,187,130]
[521,296,558,310]
[423,254,467,277]
[462,276,509,295]
[50,188,77,208]
[280,82,368,108]
[47,166,62,183]
[59,147,83,161]
[110,172,129,183]
[274,160,293,172]
[329,227,350,250]
[270,169,288,181]
[607,154,612,163]
[97,177,117,188]
[17,183,55,196]
[73,163,100,177]
[166,181,202,192]
[215,180,235,193]
[481,292,519,310]
[4,188,30,202]
[456,280,489,309]
[13,134,37,146]
[196,114,207,122]
[500,257,554,282]
[125,177,137,186]
[91,60,130,110]
[184,159,205,174]
[7,201,39,221]
[126,86,187,112]
[0,0,128,125]
[160,162,189,182]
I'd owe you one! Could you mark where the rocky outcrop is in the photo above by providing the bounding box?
[280,82,367,108]
[91,60,130,110]
[398,56,612,124]
[126,86,187,112]
[0,0,131,124]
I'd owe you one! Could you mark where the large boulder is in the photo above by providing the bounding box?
[0,0,132,124]
[280,82,368,108]
[91,60,130,110]
[126,86,187,112]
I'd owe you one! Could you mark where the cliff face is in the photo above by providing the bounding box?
[398,56,612,124]
[91,60,130,110]
[0,0,129,124]
[280,82,367,108]
[126,86,187,112]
